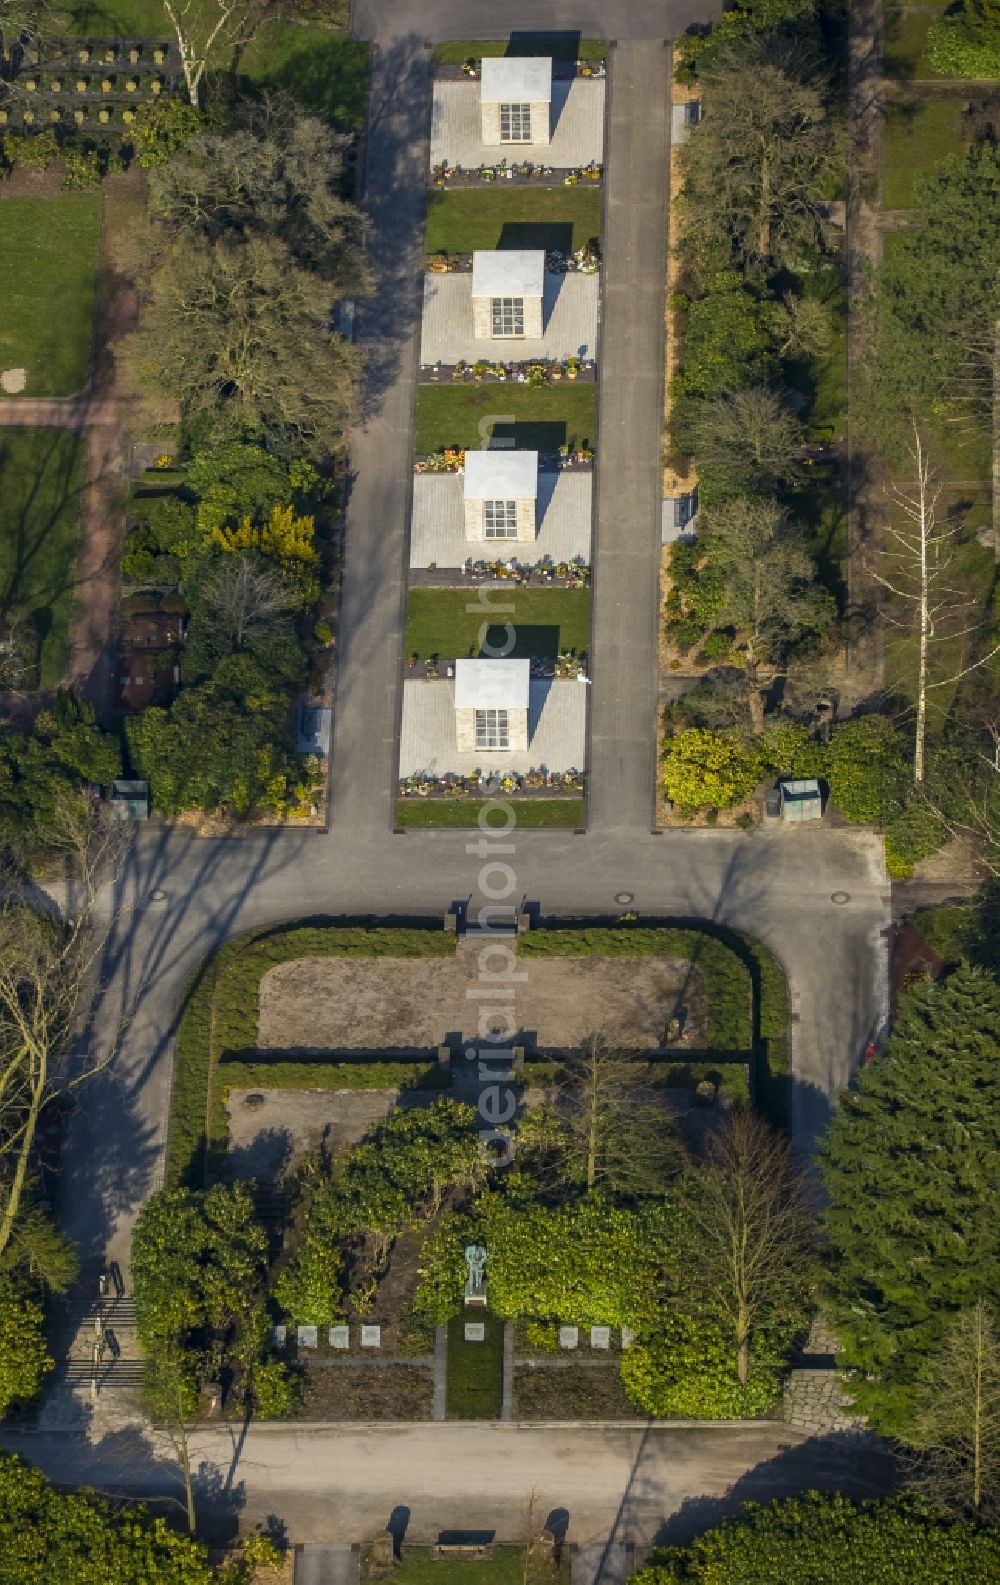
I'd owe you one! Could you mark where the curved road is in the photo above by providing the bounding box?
[11,1,891,1553]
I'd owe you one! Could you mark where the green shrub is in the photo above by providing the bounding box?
[249,1356,301,1419]
[632,1493,1000,1583]
[700,631,734,661]
[927,15,1000,79]
[524,1319,560,1352]
[61,147,102,190]
[273,1230,343,1327]
[884,803,947,879]
[3,130,59,170]
[620,1310,783,1419]
[824,716,909,823]
[662,728,764,810]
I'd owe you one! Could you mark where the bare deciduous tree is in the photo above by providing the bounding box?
[200,555,297,650]
[679,1112,817,1385]
[904,1300,1000,1519]
[551,1033,686,1198]
[160,0,265,109]
[704,496,835,733]
[0,800,127,1261]
[870,422,1000,784]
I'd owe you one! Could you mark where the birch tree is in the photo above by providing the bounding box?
[160,0,264,109]
[678,1112,816,1387]
[904,1301,1000,1519]
[0,802,126,1262]
[871,422,1000,784]
[551,1034,685,1198]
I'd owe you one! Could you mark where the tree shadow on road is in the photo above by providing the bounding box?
[650,1429,902,1548]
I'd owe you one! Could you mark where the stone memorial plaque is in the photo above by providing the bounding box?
[329,1325,350,1350]
[269,1325,286,1350]
[297,1325,318,1349]
[464,1322,486,1342]
[620,1326,636,1350]
[590,1325,611,1350]
[361,1324,381,1348]
[559,1325,579,1350]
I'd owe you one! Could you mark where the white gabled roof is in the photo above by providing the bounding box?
[472,249,545,299]
[455,658,531,710]
[464,450,539,501]
[480,56,553,104]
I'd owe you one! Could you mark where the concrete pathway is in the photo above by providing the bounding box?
[0,1419,898,1546]
[588,41,671,833]
[330,36,431,835]
[294,1545,360,1585]
[353,1,723,41]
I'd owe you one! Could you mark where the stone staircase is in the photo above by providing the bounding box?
[781,1315,863,1433]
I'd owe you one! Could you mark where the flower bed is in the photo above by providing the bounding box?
[410,557,590,589]
[431,160,602,188]
[418,358,596,388]
[427,243,600,273]
[398,769,584,799]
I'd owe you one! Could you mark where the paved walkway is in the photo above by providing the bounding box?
[353,1,723,40]
[330,37,432,833]
[0,1419,898,1545]
[588,41,671,832]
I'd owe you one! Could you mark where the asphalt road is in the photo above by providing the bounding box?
[26,4,893,1556]
[352,1,724,42]
[0,1421,898,1545]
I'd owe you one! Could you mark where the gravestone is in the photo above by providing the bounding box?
[464,1242,488,1307]
[269,1325,287,1350]
[621,1326,636,1350]
[297,1325,318,1349]
[330,1325,350,1350]
[361,1324,382,1348]
[464,1322,486,1342]
[559,1325,579,1350]
[590,1325,610,1350]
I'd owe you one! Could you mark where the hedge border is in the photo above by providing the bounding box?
[165,915,791,1187]
[520,921,790,1127]
[165,920,454,1188]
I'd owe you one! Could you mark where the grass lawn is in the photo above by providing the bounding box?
[396,797,584,828]
[445,1310,504,1418]
[386,1548,570,1583]
[415,383,596,455]
[0,429,84,685]
[882,99,965,208]
[237,22,369,129]
[0,196,102,398]
[435,37,605,62]
[62,0,171,33]
[426,188,601,255]
[405,587,590,660]
[883,7,942,79]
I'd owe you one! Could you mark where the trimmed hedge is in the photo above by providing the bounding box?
[166,917,791,1188]
[219,1060,450,1093]
[520,922,789,1127]
[166,922,454,1188]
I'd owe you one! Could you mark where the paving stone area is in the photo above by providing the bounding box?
[781,1316,863,1433]
[420,272,600,365]
[399,675,587,776]
[430,78,605,169]
[410,469,592,567]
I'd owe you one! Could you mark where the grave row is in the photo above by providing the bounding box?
[269,1322,636,1350]
[270,1323,383,1350]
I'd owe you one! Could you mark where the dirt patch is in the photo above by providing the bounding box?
[890,920,946,1016]
[295,1362,434,1421]
[513,1362,640,1420]
[224,1087,434,1180]
[258,943,705,1054]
